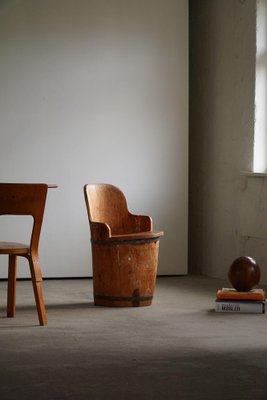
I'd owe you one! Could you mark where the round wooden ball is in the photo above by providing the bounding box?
[228,256,260,291]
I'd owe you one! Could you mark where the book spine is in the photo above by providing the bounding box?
[215,301,265,314]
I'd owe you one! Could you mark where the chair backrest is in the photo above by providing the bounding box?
[0,183,48,250]
[84,184,131,235]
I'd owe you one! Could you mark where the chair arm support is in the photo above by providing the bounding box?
[128,213,153,232]
[90,222,111,240]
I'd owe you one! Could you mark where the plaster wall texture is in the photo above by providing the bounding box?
[189,0,257,279]
[239,176,267,284]
[0,0,188,277]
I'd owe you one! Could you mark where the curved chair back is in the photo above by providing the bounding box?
[0,183,48,251]
[84,183,132,235]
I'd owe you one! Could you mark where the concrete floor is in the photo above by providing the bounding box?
[0,275,267,400]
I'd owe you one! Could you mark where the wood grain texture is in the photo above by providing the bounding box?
[0,183,50,325]
[84,183,163,307]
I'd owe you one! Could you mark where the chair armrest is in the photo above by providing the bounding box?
[129,213,153,232]
[89,222,111,240]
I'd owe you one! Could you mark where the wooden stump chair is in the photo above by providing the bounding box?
[84,183,164,307]
[0,183,50,325]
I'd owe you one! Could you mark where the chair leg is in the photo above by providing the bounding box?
[7,255,17,317]
[28,256,48,326]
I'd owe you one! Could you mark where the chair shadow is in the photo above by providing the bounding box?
[0,301,96,327]
[0,301,95,313]
[46,301,95,310]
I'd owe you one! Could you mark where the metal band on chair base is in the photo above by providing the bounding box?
[94,294,153,307]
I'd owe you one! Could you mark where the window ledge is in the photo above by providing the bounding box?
[240,171,267,178]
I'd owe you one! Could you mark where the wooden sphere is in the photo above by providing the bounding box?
[228,256,260,291]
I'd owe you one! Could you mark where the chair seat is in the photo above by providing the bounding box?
[110,230,164,242]
[0,241,29,255]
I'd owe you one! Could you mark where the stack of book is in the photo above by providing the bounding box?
[215,288,266,314]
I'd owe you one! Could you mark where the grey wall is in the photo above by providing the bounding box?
[0,0,188,278]
[189,0,257,279]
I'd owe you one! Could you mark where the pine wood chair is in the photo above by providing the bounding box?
[0,183,49,325]
[84,183,164,307]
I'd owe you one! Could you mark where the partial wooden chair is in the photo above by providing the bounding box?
[0,183,49,325]
[84,183,164,307]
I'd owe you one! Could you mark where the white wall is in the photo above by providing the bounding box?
[0,0,188,278]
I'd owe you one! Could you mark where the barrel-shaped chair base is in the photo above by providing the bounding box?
[91,239,160,307]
